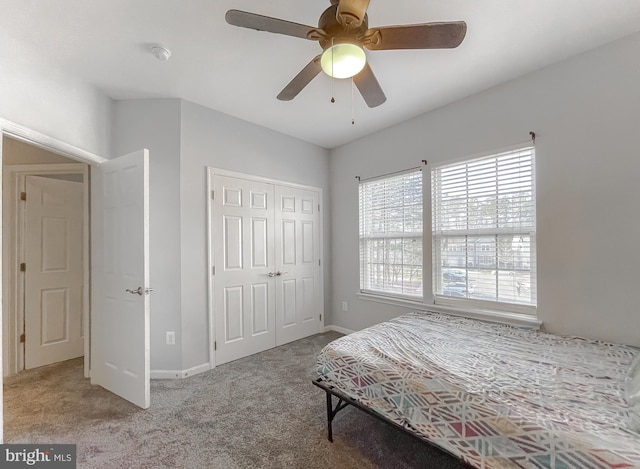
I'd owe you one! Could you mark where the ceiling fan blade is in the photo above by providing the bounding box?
[226,10,318,40]
[365,21,467,50]
[336,0,370,28]
[353,63,386,108]
[277,55,323,101]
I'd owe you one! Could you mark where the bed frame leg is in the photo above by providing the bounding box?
[325,391,334,442]
[323,389,351,443]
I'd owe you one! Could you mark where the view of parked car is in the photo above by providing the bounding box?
[442,281,474,297]
[442,268,467,282]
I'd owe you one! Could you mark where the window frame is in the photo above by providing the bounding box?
[358,168,424,300]
[356,143,538,325]
[430,144,537,316]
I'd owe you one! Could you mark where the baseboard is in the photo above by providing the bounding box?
[150,362,211,380]
[323,325,354,335]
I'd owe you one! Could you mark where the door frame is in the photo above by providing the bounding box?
[0,120,107,383]
[4,164,88,376]
[206,167,325,368]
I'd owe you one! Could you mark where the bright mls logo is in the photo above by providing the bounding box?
[0,445,76,468]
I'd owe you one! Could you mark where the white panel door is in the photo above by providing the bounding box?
[24,175,84,369]
[91,150,150,409]
[213,175,276,365]
[274,186,321,345]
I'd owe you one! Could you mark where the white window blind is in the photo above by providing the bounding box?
[359,170,423,298]
[432,146,536,310]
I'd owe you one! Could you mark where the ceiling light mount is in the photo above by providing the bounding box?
[151,45,171,62]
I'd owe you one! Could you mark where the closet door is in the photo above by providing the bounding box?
[213,175,276,365]
[274,186,322,345]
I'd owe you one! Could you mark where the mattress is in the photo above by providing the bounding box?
[317,312,640,468]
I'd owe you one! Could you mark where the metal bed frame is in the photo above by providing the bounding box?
[312,377,469,466]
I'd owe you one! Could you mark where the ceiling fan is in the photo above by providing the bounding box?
[226,0,467,108]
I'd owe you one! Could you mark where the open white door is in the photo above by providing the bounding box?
[91,150,150,409]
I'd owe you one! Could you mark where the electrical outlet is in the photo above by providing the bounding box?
[342,301,348,312]
[166,331,176,345]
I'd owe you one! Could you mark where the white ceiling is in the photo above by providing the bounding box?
[2,0,640,149]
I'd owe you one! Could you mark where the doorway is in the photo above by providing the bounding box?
[0,124,151,444]
[2,136,89,376]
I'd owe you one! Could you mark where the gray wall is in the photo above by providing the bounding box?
[329,32,640,347]
[179,100,330,370]
[112,99,183,371]
[111,99,331,372]
[0,61,112,157]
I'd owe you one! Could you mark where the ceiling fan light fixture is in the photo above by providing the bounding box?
[320,43,366,79]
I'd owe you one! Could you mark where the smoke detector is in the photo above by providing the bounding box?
[151,45,171,62]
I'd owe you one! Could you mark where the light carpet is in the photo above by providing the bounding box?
[4,332,468,468]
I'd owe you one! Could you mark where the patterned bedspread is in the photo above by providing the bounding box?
[317,312,640,468]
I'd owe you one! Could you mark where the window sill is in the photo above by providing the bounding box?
[357,292,541,329]
[357,292,425,309]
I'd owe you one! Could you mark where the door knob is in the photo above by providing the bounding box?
[268,271,288,277]
[126,287,154,295]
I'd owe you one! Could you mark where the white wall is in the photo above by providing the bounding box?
[329,32,640,347]
[0,61,112,157]
[112,99,183,371]
[179,100,331,370]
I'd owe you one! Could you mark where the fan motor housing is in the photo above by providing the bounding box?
[318,5,369,49]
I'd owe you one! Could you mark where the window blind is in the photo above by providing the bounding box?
[359,170,423,298]
[432,147,536,308]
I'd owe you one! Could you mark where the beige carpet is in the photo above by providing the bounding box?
[4,332,468,468]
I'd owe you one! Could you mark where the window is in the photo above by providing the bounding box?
[432,146,536,310]
[359,170,423,298]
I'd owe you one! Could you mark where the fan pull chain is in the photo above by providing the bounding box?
[330,37,335,104]
[351,78,355,125]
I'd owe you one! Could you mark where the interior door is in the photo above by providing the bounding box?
[24,175,84,369]
[212,175,276,365]
[274,186,322,345]
[91,149,150,409]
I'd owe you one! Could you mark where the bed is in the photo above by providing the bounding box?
[314,312,640,468]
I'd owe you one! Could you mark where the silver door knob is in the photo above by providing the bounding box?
[126,287,154,295]
[268,272,277,277]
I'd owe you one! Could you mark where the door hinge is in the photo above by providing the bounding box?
[214,341,217,351]
[318,259,321,266]
[20,263,26,272]
[211,190,215,200]
[20,192,27,201]
[20,333,25,343]
[318,203,320,212]
[212,266,216,275]
[319,314,322,321]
